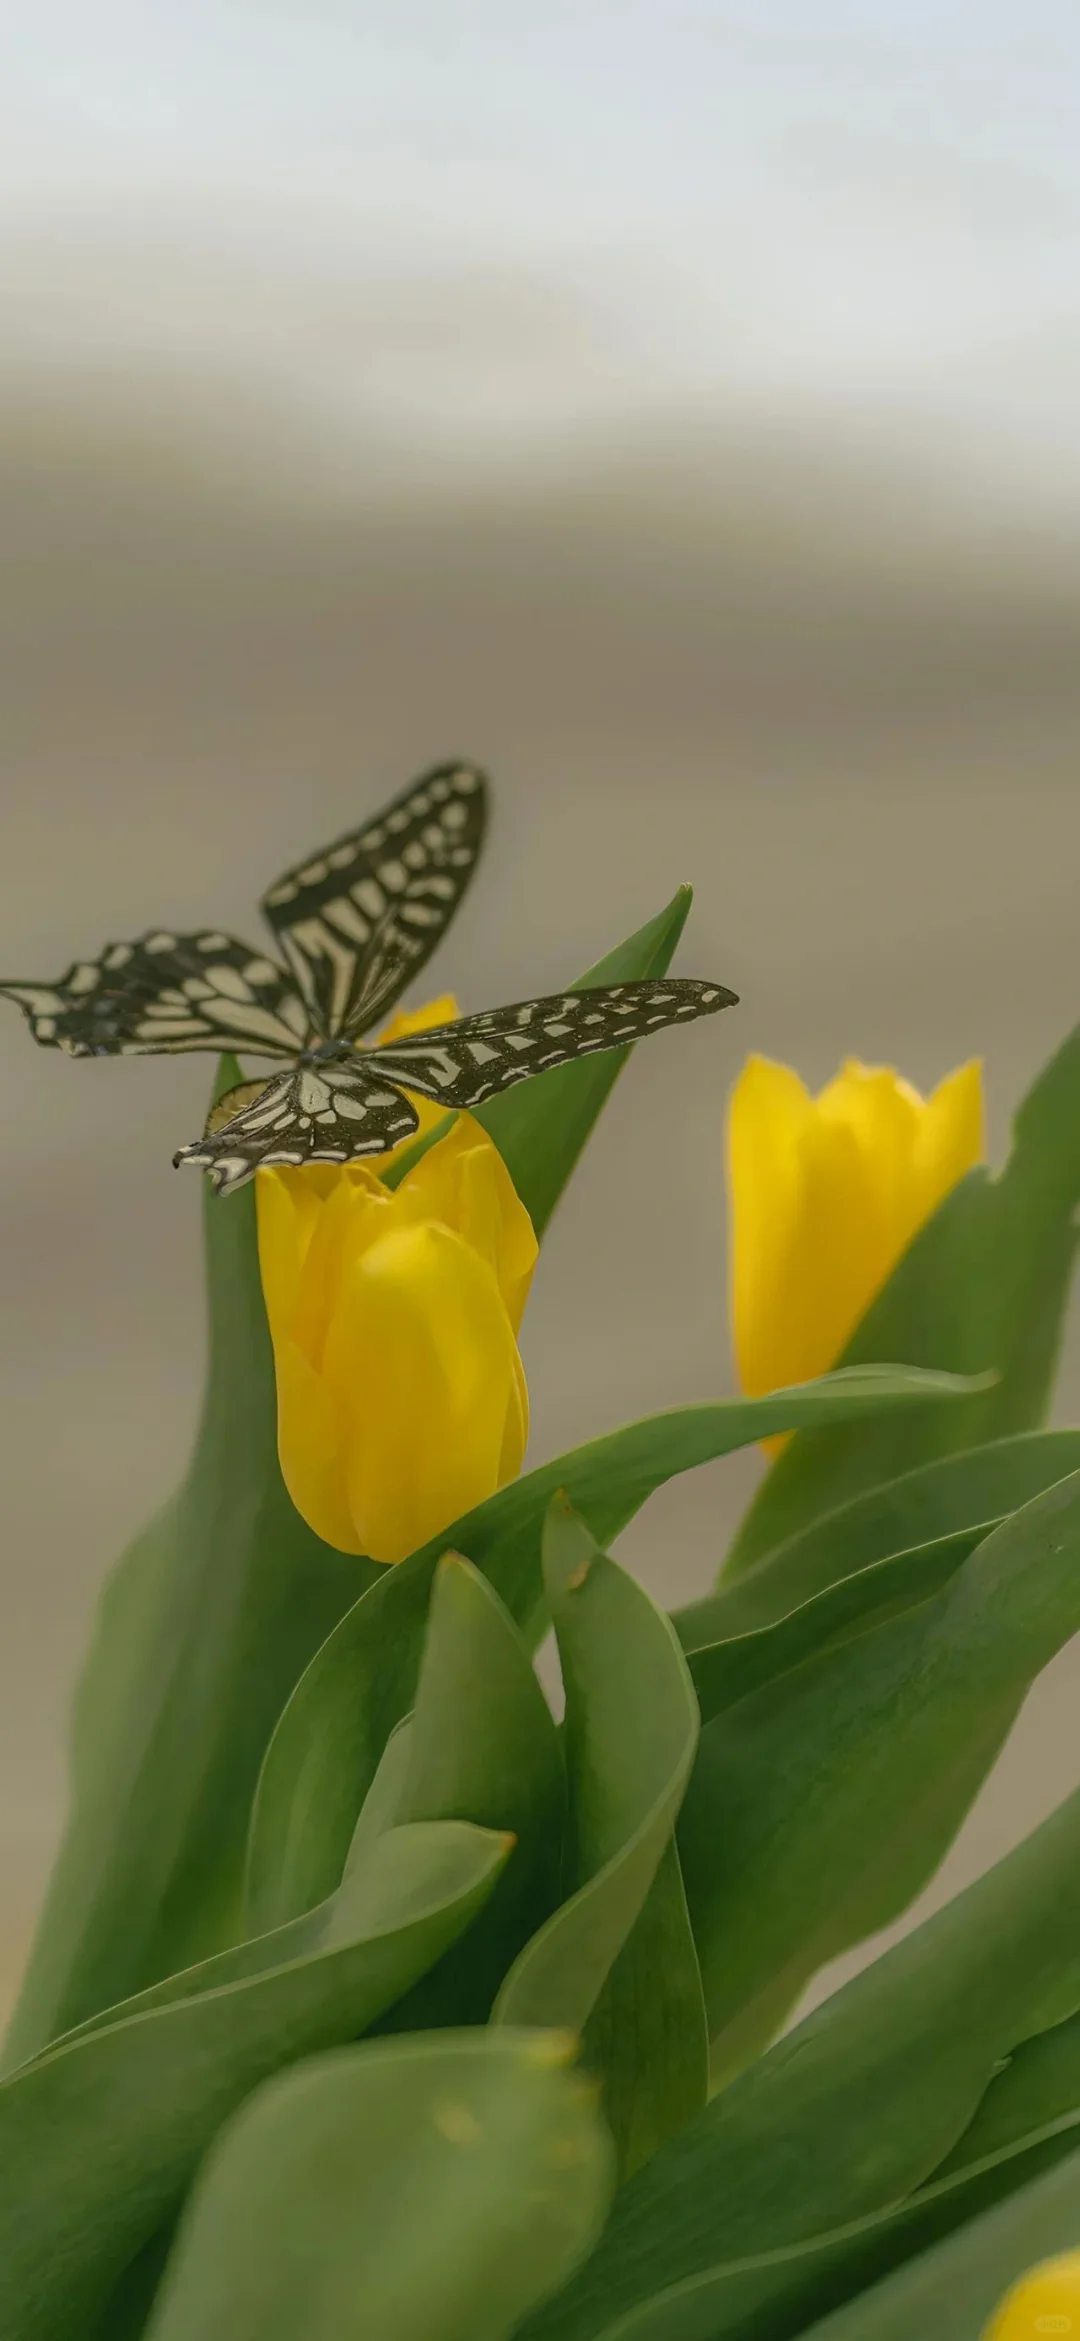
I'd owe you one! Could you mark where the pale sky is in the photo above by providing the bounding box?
[3,1,1080,481]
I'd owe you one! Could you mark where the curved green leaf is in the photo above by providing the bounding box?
[525,1779,1080,2341]
[680,1471,1080,2067]
[377,1555,565,2027]
[699,1427,1080,1618]
[582,1837,708,2184]
[245,1363,981,1931]
[726,1019,1080,1575]
[0,1821,509,2341]
[681,1525,982,1726]
[4,1058,373,2069]
[797,2146,1080,2341]
[495,1499,697,2048]
[142,2030,614,2341]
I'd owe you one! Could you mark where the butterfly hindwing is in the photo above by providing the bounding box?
[174,1064,420,1194]
[259,761,488,1041]
[0,933,308,1059]
[372,978,738,1110]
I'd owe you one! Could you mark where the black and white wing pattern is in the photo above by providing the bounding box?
[175,978,737,1194]
[0,932,309,1059]
[259,761,488,1041]
[174,1066,420,1195]
[372,978,737,1109]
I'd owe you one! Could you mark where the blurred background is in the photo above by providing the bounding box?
[3,0,1080,2026]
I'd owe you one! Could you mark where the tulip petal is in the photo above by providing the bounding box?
[916,1057,984,1223]
[323,1221,524,1565]
[272,1335,365,1556]
[397,1116,538,1333]
[728,1052,986,1445]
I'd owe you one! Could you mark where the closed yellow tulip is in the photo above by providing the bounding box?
[982,2251,1080,2336]
[728,1053,984,1417]
[256,1112,537,1564]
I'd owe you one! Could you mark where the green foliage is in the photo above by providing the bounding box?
[0,1821,510,2341]
[2,1065,373,2068]
[525,1779,1080,2341]
[244,1365,975,1934]
[141,2033,614,2341]
[496,1502,705,2181]
[8,912,1080,2341]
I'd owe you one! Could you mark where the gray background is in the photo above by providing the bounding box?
[3,0,1080,2028]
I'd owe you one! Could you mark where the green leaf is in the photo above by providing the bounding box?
[0,1820,509,2341]
[494,1501,698,2054]
[141,2031,615,2341]
[683,1428,1080,1633]
[725,1020,1080,1576]
[375,1555,565,2027]
[3,1055,375,2071]
[583,1838,708,2184]
[245,1363,982,1933]
[796,2147,1080,2341]
[524,1777,1080,2341]
[383,883,695,1230]
[680,1471,1080,2071]
[680,1525,982,1726]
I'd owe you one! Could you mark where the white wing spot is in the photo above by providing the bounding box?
[104,944,133,970]
[281,997,308,1039]
[197,932,232,950]
[298,858,329,885]
[356,879,385,919]
[298,1071,332,1114]
[379,860,407,892]
[145,933,178,954]
[206,964,255,1003]
[323,897,370,943]
[69,963,102,993]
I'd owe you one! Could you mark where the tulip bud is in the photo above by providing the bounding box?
[728,1053,984,1439]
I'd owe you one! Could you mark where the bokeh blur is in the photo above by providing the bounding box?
[3,2,1080,2026]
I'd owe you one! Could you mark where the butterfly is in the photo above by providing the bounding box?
[0,761,738,1195]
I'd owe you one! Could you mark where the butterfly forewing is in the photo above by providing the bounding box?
[0,932,308,1058]
[371,978,738,1110]
[259,761,488,1041]
[175,1065,420,1194]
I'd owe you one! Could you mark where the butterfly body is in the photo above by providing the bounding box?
[1,762,737,1194]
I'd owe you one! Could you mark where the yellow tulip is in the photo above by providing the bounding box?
[982,2251,1080,2337]
[256,1114,537,1564]
[728,1054,984,1417]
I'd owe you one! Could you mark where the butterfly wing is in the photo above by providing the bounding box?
[174,1064,420,1194]
[0,932,308,1058]
[372,978,738,1108]
[259,762,489,1041]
